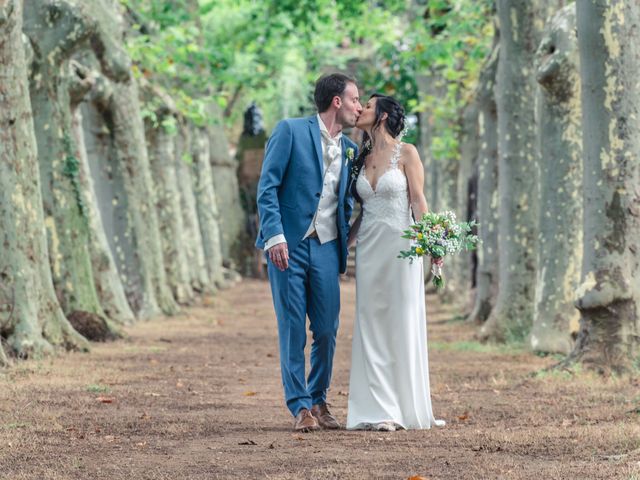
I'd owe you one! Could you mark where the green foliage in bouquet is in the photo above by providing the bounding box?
[398,211,479,288]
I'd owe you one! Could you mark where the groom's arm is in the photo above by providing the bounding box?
[257,120,293,258]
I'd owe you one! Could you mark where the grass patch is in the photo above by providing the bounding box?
[85,384,110,394]
[430,340,525,355]
[122,345,167,354]
[2,422,29,429]
[532,362,585,380]
[446,314,467,324]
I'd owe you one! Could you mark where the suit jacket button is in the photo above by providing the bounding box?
[315,192,321,198]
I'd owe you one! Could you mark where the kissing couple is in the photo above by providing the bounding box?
[256,73,445,432]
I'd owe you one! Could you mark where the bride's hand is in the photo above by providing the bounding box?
[431,256,444,267]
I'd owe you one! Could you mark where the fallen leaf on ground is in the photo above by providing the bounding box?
[457,413,469,421]
[408,476,429,480]
[243,391,257,396]
[238,440,257,445]
[96,396,115,404]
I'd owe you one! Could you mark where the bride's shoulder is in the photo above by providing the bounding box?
[400,142,418,154]
[398,142,420,166]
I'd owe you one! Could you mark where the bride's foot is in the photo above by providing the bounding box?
[373,421,396,432]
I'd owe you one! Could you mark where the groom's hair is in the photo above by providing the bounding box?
[314,73,356,113]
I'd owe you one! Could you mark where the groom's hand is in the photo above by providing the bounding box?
[268,243,289,271]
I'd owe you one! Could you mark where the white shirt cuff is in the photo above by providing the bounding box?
[264,234,287,250]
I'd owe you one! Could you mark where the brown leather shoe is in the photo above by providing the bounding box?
[293,408,320,432]
[311,403,341,430]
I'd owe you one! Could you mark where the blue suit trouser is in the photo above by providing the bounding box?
[267,237,340,417]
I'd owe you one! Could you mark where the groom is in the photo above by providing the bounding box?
[256,73,361,432]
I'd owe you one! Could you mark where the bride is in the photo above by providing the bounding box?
[346,94,445,431]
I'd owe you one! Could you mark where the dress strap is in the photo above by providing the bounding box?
[390,142,403,168]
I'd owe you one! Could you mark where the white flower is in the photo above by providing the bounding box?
[346,147,355,159]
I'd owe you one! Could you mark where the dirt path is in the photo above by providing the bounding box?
[1,278,639,479]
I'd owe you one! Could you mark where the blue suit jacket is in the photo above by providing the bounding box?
[255,115,357,274]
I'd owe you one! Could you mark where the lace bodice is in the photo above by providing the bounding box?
[356,142,412,234]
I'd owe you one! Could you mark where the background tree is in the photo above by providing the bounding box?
[570,0,640,372]
[0,0,89,362]
[143,83,195,304]
[23,0,118,336]
[468,39,499,324]
[532,3,582,354]
[479,0,550,342]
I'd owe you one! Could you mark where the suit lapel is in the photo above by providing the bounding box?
[339,136,349,201]
[308,116,324,177]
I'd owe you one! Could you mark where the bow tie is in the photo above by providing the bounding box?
[321,130,342,161]
[327,142,341,160]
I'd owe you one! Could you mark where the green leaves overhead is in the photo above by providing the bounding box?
[122,0,493,153]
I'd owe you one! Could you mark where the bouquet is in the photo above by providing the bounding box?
[398,211,479,288]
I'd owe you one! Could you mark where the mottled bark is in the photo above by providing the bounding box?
[208,105,246,264]
[449,101,479,306]
[143,85,194,304]
[0,0,89,362]
[480,1,547,342]
[191,127,225,287]
[110,78,179,316]
[80,73,147,314]
[23,0,112,327]
[175,124,211,292]
[469,42,499,325]
[86,0,178,316]
[417,72,444,213]
[569,0,640,372]
[532,3,582,354]
[70,61,134,326]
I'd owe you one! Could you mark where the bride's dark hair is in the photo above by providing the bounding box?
[349,94,406,203]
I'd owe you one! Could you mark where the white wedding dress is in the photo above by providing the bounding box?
[346,142,445,430]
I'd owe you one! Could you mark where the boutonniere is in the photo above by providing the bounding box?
[345,147,355,167]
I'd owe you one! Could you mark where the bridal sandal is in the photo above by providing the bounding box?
[373,421,397,432]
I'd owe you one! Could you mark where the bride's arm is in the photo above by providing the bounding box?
[347,210,363,249]
[403,144,429,220]
[404,145,442,267]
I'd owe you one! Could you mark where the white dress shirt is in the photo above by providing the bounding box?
[264,115,342,250]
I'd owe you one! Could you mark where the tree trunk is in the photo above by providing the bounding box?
[0,0,89,362]
[480,0,547,342]
[110,78,179,316]
[23,0,116,331]
[450,101,479,308]
[70,61,134,326]
[80,73,149,314]
[208,104,246,266]
[143,85,194,304]
[175,125,211,292]
[569,0,640,372]
[417,72,440,212]
[191,127,225,288]
[469,42,499,325]
[532,3,582,354]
